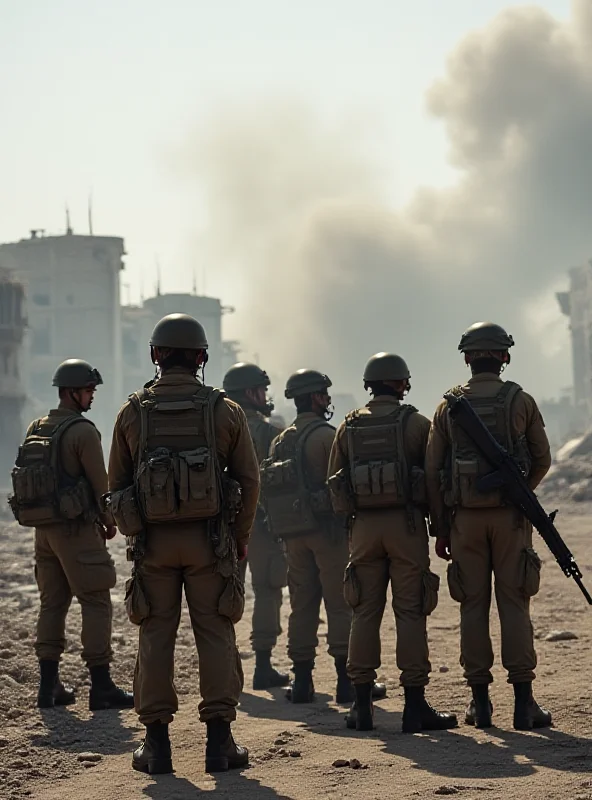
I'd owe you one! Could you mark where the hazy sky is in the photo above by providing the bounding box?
[0,0,570,305]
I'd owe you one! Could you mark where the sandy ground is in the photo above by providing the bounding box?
[0,505,590,800]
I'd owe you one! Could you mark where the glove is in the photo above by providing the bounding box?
[237,543,248,562]
[435,536,452,561]
[98,524,117,541]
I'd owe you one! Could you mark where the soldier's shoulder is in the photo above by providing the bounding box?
[409,409,431,427]
[25,416,44,435]
[216,395,247,428]
[432,397,449,421]
[63,415,101,447]
[115,396,138,424]
[511,386,541,416]
[308,420,336,444]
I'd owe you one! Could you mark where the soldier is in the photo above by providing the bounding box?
[425,323,552,730]
[9,360,133,711]
[327,353,457,733]
[223,362,289,690]
[261,370,365,705]
[108,314,260,774]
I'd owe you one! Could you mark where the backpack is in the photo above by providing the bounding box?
[259,420,333,539]
[343,404,423,510]
[10,416,95,527]
[443,381,532,509]
[246,413,281,465]
[131,384,223,523]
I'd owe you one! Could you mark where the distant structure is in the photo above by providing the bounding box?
[0,225,241,442]
[121,292,237,397]
[0,228,124,436]
[0,268,27,477]
[557,261,592,427]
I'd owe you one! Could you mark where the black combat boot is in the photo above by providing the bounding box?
[345,683,374,731]
[205,719,249,773]
[252,650,290,690]
[286,660,315,703]
[38,660,58,709]
[37,660,76,709]
[132,721,173,775]
[402,686,459,733]
[513,682,552,730]
[465,685,493,728]
[372,682,387,700]
[89,665,134,711]
[53,679,76,706]
[334,656,354,704]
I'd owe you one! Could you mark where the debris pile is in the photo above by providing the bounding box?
[539,430,592,504]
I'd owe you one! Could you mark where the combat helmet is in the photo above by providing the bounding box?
[458,322,514,353]
[52,359,103,388]
[285,369,332,399]
[223,362,270,392]
[150,314,208,350]
[363,353,411,383]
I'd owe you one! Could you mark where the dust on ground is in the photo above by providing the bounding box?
[0,504,590,800]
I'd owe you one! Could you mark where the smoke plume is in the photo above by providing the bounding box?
[181,1,592,414]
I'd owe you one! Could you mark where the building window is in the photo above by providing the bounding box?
[32,293,50,306]
[66,294,74,305]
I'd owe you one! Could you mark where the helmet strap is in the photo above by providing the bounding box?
[69,389,87,413]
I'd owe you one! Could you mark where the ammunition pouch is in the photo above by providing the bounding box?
[345,404,418,511]
[218,574,245,624]
[343,562,361,608]
[421,570,440,615]
[59,478,95,521]
[108,486,144,538]
[351,460,407,509]
[137,446,219,523]
[446,560,466,603]
[132,387,223,525]
[327,468,355,514]
[125,571,151,625]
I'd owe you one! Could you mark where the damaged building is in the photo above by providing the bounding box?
[556,260,592,441]
[0,227,241,445]
[0,269,27,479]
[0,227,125,439]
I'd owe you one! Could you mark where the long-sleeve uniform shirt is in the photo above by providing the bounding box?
[108,368,260,548]
[425,373,552,537]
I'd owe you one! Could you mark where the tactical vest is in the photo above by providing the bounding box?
[259,419,333,539]
[443,381,531,509]
[131,384,223,523]
[332,403,424,512]
[10,415,96,527]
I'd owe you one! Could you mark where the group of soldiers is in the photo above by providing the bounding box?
[11,313,553,776]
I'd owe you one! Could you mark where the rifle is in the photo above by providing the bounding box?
[444,391,592,605]
[209,475,243,562]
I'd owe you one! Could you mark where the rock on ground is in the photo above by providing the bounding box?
[0,509,590,800]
